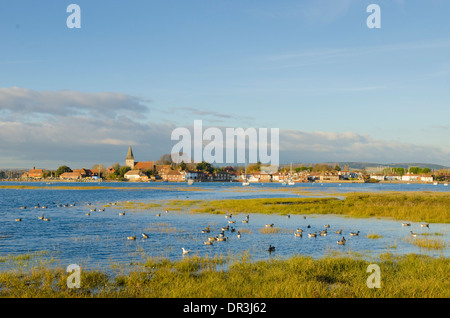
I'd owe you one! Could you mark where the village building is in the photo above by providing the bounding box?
[22,167,44,179]
[124,170,149,182]
[60,172,83,180]
[125,146,155,173]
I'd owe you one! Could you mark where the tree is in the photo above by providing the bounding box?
[179,161,187,171]
[55,165,72,177]
[157,154,173,165]
[334,165,341,172]
[196,161,214,174]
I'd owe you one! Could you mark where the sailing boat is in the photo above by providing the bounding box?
[288,163,295,185]
[242,163,249,186]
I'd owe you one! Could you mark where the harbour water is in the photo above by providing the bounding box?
[0,182,448,271]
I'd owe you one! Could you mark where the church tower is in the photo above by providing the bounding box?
[126,145,135,169]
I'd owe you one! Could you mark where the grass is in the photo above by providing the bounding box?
[0,252,448,298]
[366,233,383,239]
[405,237,446,250]
[173,191,450,224]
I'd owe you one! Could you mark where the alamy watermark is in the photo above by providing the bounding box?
[67,264,81,289]
[366,264,381,288]
[170,120,279,170]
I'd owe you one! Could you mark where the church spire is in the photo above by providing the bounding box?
[126,145,134,160]
[125,145,135,169]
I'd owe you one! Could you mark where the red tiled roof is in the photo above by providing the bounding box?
[134,161,155,171]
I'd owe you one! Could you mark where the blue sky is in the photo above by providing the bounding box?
[0,0,449,168]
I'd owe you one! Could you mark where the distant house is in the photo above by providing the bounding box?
[22,167,44,179]
[124,170,149,182]
[369,174,385,181]
[73,168,93,178]
[167,170,184,182]
[385,174,402,181]
[319,172,340,182]
[60,172,82,180]
[213,171,230,182]
[402,173,420,182]
[419,174,434,183]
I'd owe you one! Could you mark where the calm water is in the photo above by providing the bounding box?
[0,181,448,271]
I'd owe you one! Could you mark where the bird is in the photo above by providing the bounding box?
[38,214,44,220]
[286,215,290,218]
[41,206,48,209]
[208,236,216,242]
[242,219,249,223]
[268,245,276,252]
[15,218,22,222]
[98,208,105,212]
[349,231,360,236]
[156,213,161,217]
[221,226,229,231]
[119,212,125,216]
[402,223,411,227]
[324,224,330,228]
[295,232,302,237]
[225,214,232,218]
[320,229,327,236]
[335,229,342,234]
[265,223,274,228]
[85,212,90,216]
[201,227,210,234]
[204,241,213,245]
[230,227,236,233]
[165,210,169,213]
[337,237,346,245]
[296,228,303,233]
[182,247,190,255]
[303,216,307,219]
[308,232,317,238]
[20,206,26,209]
[43,218,50,221]
[90,208,96,212]
[127,235,136,240]
[421,224,430,228]
[237,231,241,239]
[216,237,228,242]
[410,231,417,237]
[142,233,149,239]
[306,225,311,228]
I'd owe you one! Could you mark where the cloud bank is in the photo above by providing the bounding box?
[0,87,448,169]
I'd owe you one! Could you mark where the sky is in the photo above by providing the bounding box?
[0,0,449,169]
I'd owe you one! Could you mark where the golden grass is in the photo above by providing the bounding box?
[172,191,450,224]
[405,237,446,250]
[0,252,448,298]
[366,233,383,239]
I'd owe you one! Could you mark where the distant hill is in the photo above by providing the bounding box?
[322,162,449,171]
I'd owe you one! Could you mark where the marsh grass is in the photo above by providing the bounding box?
[258,227,292,234]
[174,191,450,224]
[404,237,446,250]
[0,252,448,298]
[366,233,383,239]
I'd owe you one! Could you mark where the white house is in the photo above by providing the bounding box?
[402,173,420,182]
[369,174,385,181]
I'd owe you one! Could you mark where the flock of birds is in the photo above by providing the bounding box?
[14,203,432,256]
[179,213,365,256]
